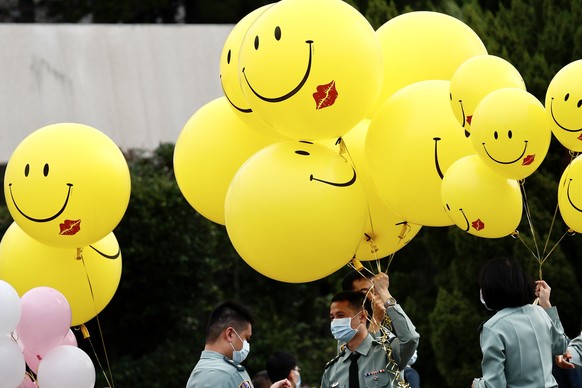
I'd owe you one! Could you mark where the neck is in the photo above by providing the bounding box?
[205,342,233,359]
[346,327,368,351]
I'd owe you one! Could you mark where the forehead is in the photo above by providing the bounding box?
[330,300,356,315]
[351,278,372,292]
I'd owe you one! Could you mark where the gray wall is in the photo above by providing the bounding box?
[0,24,233,162]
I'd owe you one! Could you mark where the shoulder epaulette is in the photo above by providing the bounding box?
[325,349,345,370]
[223,356,246,371]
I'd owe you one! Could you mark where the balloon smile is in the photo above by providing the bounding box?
[482,141,528,164]
[310,167,357,187]
[220,75,253,113]
[89,244,121,260]
[459,208,470,231]
[9,183,73,222]
[567,178,582,212]
[550,97,582,132]
[242,40,314,103]
[433,137,444,179]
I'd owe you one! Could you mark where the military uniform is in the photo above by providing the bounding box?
[322,304,419,388]
[186,350,253,388]
[568,332,582,367]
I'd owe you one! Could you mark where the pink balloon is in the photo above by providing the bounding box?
[16,287,71,354]
[23,329,77,374]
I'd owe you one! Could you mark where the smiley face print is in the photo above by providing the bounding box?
[4,123,131,248]
[471,88,551,180]
[238,0,382,140]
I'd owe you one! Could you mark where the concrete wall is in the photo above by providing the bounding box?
[0,24,233,162]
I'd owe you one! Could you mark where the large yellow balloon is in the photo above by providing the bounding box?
[219,4,283,138]
[4,123,131,248]
[225,141,367,283]
[371,11,487,116]
[441,155,522,238]
[558,155,582,232]
[450,55,525,135]
[238,0,383,140]
[545,59,582,152]
[471,88,551,180]
[334,120,422,261]
[0,222,122,326]
[174,97,278,225]
[366,80,475,226]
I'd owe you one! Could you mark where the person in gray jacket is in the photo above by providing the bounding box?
[556,332,582,369]
[472,257,569,388]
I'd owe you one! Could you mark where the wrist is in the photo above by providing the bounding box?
[384,297,397,307]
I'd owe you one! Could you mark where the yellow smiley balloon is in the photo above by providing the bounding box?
[0,222,122,326]
[220,4,284,138]
[450,55,525,135]
[545,60,582,152]
[238,0,382,140]
[371,11,487,117]
[471,88,551,180]
[558,155,582,232]
[174,97,278,225]
[4,123,131,248]
[225,140,367,283]
[366,80,475,227]
[330,120,422,261]
[441,155,522,238]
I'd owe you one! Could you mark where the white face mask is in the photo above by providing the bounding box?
[480,289,494,311]
[330,311,362,343]
[230,329,250,363]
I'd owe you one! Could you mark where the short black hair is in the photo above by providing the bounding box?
[266,351,297,382]
[205,301,254,343]
[252,370,272,388]
[479,257,535,311]
[341,270,373,291]
[331,291,366,313]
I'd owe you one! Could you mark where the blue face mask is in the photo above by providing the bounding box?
[330,311,362,343]
[480,289,494,311]
[230,329,250,363]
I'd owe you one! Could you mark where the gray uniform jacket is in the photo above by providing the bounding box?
[321,304,419,388]
[567,332,582,367]
[186,350,252,388]
[473,305,569,388]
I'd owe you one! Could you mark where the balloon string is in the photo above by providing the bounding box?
[81,325,113,388]
[540,229,570,267]
[541,203,560,259]
[519,180,541,261]
[79,249,115,388]
[512,230,539,261]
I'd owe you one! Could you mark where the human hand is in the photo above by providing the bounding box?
[556,351,575,369]
[535,280,552,309]
[372,273,391,303]
[370,292,386,330]
[270,378,292,388]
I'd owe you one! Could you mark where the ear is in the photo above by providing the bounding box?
[224,327,235,342]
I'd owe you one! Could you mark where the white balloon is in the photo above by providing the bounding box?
[0,280,21,336]
[37,345,95,388]
[0,336,26,388]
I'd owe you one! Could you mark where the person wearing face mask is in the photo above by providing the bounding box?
[472,257,569,388]
[321,272,419,388]
[266,351,302,388]
[186,301,291,388]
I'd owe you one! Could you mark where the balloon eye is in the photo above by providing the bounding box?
[446,203,451,211]
[254,36,259,50]
[295,150,310,156]
[508,130,512,139]
[449,93,452,101]
[43,163,49,177]
[274,26,281,41]
[565,93,570,101]
[494,131,498,140]
[227,49,231,64]
[24,164,30,177]
[578,100,582,108]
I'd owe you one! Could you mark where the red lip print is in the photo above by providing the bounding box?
[577,134,582,141]
[59,219,81,235]
[313,80,338,109]
[466,115,472,125]
[471,219,485,231]
[522,154,535,166]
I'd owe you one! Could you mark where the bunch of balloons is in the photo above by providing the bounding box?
[175,0,582,282]
[0,281,96,388]
[0,123,130,384]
